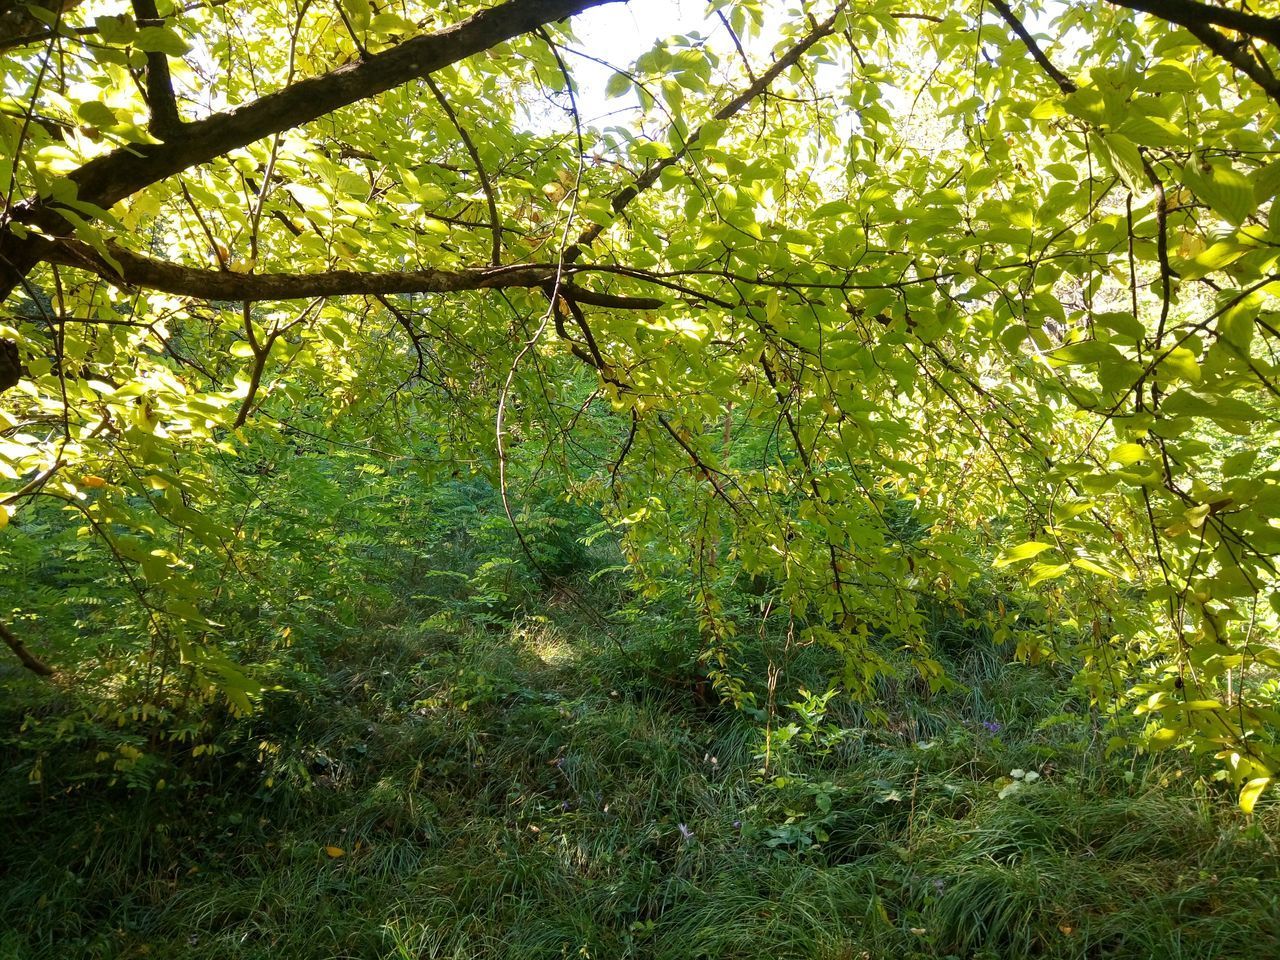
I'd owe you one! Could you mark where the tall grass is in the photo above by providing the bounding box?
[3,596,1278,960]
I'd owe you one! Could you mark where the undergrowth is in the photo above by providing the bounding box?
[3,586,1278,960]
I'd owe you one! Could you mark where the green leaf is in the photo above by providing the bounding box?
[1157,346,1200,383]
[1048,340,1123,366]
[1108,442,1146,466]
[994,541,1053,568]
[1028,562,1071,585]
[1071,557,1115,577]
[605,71,631,99]
[1100,133,1144,190]
[77,102,118,128]
[1148,727,1181,750]
[340,0,372,32]
[133,26,191,56]
[1184,160,1258,227]
[95,14,137,45]
[1116,113,1184,148]
[1254,160,1280,205]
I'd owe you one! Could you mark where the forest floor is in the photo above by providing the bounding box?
[3,587,1280,960]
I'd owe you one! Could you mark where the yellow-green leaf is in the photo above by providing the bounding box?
[1108,442,1146,466]
[1240,777,1271,813]
[994,541,1053,568]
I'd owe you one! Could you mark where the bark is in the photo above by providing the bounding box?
[1106,0,1280,48]
[0,0,86,47]
[0,618,54,677]
[41,238,665,307]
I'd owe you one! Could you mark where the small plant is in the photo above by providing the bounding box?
[996,767,1042,800]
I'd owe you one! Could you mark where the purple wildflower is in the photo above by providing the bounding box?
[982,721,1002,734]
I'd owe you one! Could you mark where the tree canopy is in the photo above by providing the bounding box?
[2,0,1279,809]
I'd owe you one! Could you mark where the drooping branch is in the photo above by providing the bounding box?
[0,617,54,677]
[0,0,619,299]
[41,238,665,307]
[425,74,502,266]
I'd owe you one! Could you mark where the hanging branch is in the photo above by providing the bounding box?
[425,75,503,266]
[0,618,54,677]
[562,1,850,264]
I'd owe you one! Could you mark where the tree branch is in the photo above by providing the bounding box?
[988,0,1076,94]
[563,0,849,264]
[1106,0,1280,48]
[0,0,618,300]
[1176,18,1280,106]
[1105,0,1280,105]
[42,238,665,307]
[0,0,87,48]
[425,74,502,265]
[0,617,54,677]
[131,0,184,138]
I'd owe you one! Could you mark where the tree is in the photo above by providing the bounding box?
[1,0,1279,807]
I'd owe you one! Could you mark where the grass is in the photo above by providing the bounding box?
[2,593,1279,960]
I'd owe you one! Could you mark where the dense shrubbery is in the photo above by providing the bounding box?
[3,440,1278,959]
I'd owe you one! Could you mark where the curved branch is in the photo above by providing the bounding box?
[563,0,850,264]
[425,74,502,266]
[0,0,618,299]
[1106,0,1280,105]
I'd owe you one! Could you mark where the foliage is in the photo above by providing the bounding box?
[4,585,1279,959]
[2,0,1280,807]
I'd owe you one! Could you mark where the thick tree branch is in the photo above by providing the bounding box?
[132,0,184,138]
[1106,0,1280,105]
[1177,18,1280,106]
[42,238,665,308]
[998,0,1280,107]
[1106,0,1280,48]
[0,0,618,300]
[0,0,86,48]
[0,0,231,52]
